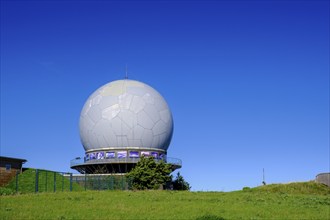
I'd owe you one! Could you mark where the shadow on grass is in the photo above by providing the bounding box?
[196,215,225,220]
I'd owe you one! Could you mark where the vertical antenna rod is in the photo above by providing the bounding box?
[125,64,128,79]
[262,168,266,185]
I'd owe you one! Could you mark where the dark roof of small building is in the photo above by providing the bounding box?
[0,156,27,163]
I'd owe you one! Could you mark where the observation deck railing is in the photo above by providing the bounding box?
[70,157,182,168]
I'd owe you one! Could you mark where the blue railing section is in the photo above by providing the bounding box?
[70,157,182,168]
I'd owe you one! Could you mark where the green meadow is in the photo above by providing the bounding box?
[1,181,329,220]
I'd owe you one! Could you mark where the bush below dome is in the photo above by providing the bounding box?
[126,156,172,190]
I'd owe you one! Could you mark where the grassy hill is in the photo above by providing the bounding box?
[1,181,329,219]
[244,181,330,195]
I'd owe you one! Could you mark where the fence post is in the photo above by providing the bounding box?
[70,173,73,192]
[54,172,56,192]
[84,173,87,191]
[110,176,114,190]
[35,169,39,193]
[15,171,19,193]
[98,175,101,190]
[107,176,110,190]
[62,173,64,192]
[121,175,124,190]
[45,171,48,192]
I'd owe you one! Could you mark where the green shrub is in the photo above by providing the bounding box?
[172,172,191,190]
[126,156,172,190]
[242,187,251,191]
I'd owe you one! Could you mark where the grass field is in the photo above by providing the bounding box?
[1,181,329,220]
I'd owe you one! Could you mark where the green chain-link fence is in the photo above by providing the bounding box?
[5,168,132,194]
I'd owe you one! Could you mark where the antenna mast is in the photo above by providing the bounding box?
[262,168,266,185]
[125,64,128,79]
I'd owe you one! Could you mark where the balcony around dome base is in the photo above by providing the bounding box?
[70,157,182,174]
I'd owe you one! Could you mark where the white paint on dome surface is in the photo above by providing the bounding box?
[79,79,173,151]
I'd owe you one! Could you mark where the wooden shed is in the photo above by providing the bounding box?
[0,156,27,187]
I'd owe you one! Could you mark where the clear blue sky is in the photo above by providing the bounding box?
[1,0,329,191]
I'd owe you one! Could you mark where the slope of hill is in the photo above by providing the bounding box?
[244,181,330,195]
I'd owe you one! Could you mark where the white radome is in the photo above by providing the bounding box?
[79,79,174,152]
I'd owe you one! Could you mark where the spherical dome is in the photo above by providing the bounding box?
[79,79,173,152]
